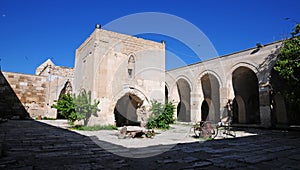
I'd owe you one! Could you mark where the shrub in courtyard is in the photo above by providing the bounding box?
[146,100,175,129]
[74,90,99,125]
[52,90,99,125]
[52,94,75,121]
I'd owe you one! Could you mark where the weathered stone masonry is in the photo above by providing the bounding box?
[0,71,29,119]
[0,26,292,128]
[0,59,74,119]
[2,72,47,118]
[74,28,165,126]
[166,41,284,127]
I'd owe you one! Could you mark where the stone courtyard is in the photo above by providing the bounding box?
[1,26,295,128]
[1,120,300,169]
[0,26,299,170]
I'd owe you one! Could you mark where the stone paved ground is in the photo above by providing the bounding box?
[1,120,300,169]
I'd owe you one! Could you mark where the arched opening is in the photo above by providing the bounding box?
[57,80,73,119]
[58,80,72,99]
[114,93,142,127]
[165,85,169,103]
[232,66,260,124]
[176,78,191,122]
[200,74,220,123]
[201,100,209,121]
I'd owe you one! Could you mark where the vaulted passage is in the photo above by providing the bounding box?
[232,67,260,124]
[176,78,191,122]
[200,74,220,123]
[114,93,142,127]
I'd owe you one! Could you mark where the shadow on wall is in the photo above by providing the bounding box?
[0,71,29,119]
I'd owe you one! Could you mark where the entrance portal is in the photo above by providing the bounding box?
[114,93,142,127]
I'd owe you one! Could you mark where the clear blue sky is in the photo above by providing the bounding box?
[0,0,299,74]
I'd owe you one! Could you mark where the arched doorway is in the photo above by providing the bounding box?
[114,93,142,127]
[176,78,191,122]
[232,66,260,124]
[57,80,73,119]
[200,74,220,123]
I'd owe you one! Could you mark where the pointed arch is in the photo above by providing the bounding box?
[198,70,223,88]
[200,73,220,123]
[232,66,260,124]
[59,80,73,99]
[176,78,191,122]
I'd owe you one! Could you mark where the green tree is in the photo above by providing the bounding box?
[74,90,99,125]
[146,100,175,129]
[52,94,75,120]
[52,90,99,125]
[273,23,300,124]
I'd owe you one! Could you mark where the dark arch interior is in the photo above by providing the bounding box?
[165,85,168,103]
[270,68,300,125]
[177,101,187,121]
[200,74,220,123]
[201,100,209,121]
[232,66,260,124]
[232,98,238,123]
[114,93,141,127]
[58,81,72,99]
[176,79,191,122]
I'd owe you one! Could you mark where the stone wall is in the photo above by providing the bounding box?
[2,71,47,118]
[0,71,30,119]
[0,59,74,119]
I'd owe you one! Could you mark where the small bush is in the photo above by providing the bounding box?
[52,90,99,125]
[146,101,175,129]
[52,94,75,120]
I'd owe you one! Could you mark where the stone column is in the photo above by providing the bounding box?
[259,86,271,128]
[219,87,228,119]
[190,92,201,122]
